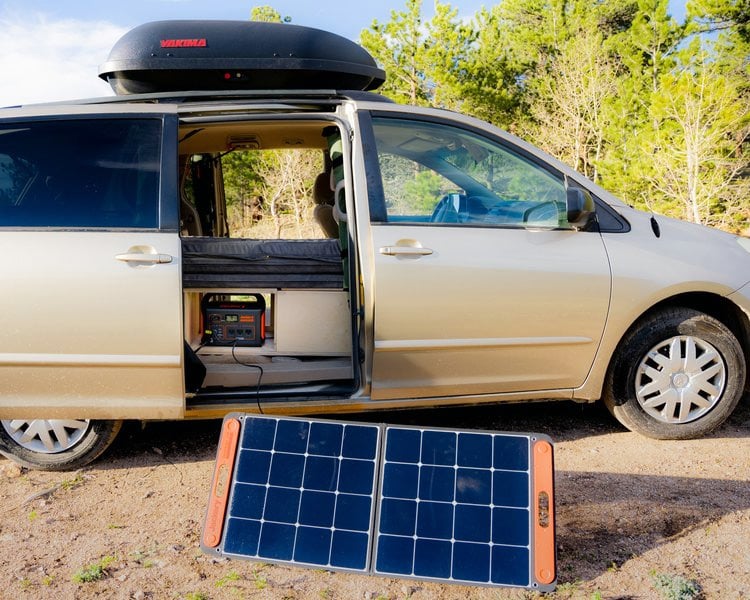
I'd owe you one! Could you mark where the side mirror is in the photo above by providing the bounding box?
[566,187,595,230]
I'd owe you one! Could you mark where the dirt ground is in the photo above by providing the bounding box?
[1,397,748,600]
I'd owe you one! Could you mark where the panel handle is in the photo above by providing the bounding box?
[203,418,241,548]
[532,439,556,586]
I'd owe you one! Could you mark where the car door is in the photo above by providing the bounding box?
[362,113,612,401]
[0,112,184,419]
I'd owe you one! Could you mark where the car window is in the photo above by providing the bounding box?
[371,117,567,228]
[0,119,161,228]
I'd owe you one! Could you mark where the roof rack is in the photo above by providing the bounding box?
[28,89,394,108]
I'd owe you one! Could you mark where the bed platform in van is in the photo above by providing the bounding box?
[181,238,344,289]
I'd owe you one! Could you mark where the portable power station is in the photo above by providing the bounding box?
[202,294,265,347]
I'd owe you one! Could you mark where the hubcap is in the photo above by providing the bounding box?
[1,419,90,454]
[635,336,726,424]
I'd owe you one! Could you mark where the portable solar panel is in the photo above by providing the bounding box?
[373,426,554,589]
[202,414,380,572]
[202,415,555,591]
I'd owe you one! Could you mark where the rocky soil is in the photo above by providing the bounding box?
[1,397,748,600]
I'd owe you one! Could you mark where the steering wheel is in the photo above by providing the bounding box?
[430,194,464,223]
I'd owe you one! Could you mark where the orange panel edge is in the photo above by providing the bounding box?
[202,417,241,548]
[532,438,556,588]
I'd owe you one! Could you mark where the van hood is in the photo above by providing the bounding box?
[615,206,750,293]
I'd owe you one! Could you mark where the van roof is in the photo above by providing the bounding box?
[1,89,393,112]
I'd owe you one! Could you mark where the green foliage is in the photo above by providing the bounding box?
[129,543,159,569]
[361,0,749,233]
[598,0,685,204]
[689,0,750,41]
[403,170,453,214]
[215,570,241,588]
[551,580,583,598]
[360,0,430,106]
[360,0,472,108]
[457,8,526,129]
[222,149,323,238]
[652,572,703,599]
[252,569,268,590]
[250,5,290,23]
[60,472,85,490]
[222,150,265,230]
[72,555,116,584]
[634,39,749,228]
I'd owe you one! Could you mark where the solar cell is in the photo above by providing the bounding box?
[218,416,379,572]
[373,427,535,588]
[203,415,555,591]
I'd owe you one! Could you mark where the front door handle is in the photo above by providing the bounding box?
[115,252,173,264]
[379,246,434,257]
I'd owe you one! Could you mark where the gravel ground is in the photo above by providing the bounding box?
[1,397,748,600]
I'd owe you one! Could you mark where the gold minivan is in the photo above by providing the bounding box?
[0,21,748,469]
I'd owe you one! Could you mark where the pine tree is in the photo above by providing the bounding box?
[359,0,471,108]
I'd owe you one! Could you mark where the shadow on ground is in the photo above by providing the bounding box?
[104,398,620,467]
[554,468,749,582]
[108,392,750,464]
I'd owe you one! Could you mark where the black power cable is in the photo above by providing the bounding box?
[231,341,265,414]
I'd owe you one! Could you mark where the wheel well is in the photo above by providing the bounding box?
[622,292,750,391]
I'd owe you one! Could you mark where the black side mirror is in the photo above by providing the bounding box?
[566,187,595,230]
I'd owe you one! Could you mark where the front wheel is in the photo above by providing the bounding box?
[603,308,746,439]
[0,419,122,471]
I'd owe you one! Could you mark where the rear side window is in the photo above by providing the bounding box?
[0,118,161,228]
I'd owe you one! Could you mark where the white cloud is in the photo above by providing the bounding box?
[0,11,127,107]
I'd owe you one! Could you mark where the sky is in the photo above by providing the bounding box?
[0,0,688,107]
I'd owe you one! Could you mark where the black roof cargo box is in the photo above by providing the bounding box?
[98,20,386,95]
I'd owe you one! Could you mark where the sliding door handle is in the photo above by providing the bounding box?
[115,252,173,264]
[379,246,433,257]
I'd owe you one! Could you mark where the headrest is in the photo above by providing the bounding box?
[313,172,334,206]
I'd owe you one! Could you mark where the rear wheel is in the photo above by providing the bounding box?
[603,308,745,439]
[0,419,122,471]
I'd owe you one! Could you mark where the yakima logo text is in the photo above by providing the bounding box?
[160,39,207,48]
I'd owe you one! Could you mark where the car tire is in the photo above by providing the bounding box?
[603,308,745,439]
[0,419,123,471]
